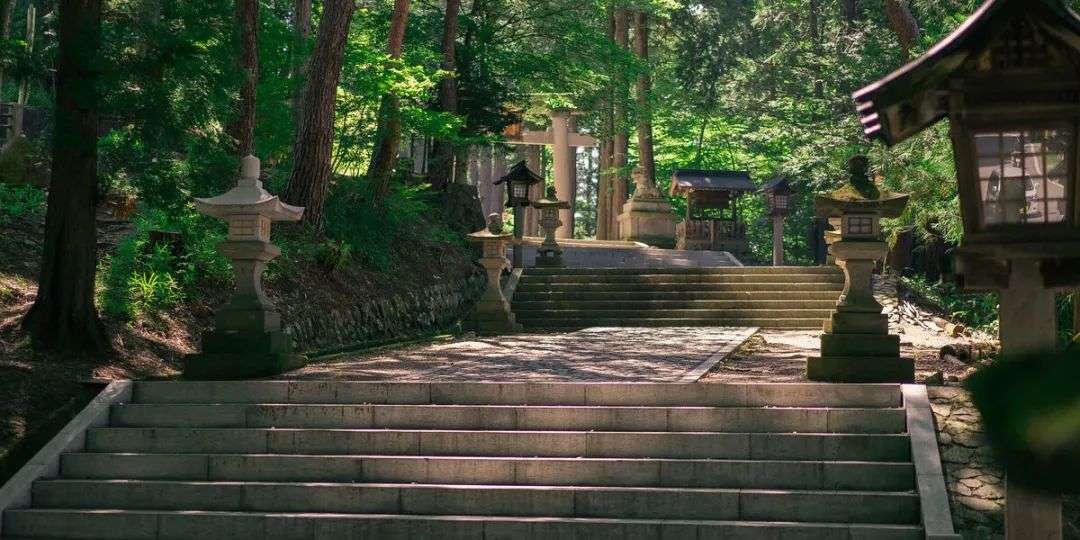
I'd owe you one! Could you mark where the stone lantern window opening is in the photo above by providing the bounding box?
[843,215,877,238]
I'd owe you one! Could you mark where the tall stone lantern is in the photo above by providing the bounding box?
[808,156,911,384]
[468,214,521,335]
[532,186,570,267]
[185,156,304,379]
[853,0,1080,536]
[761,177,793,266]
[494,160,543,269]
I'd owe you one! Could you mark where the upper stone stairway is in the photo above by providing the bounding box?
[2,381,922,540]
[513,266,844,330]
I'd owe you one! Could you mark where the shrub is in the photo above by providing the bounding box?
[0,183,45,224]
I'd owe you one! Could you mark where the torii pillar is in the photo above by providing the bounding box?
[503,108,597,238]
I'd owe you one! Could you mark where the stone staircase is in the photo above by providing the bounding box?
[3,381,924,539]
[513,266,843,330]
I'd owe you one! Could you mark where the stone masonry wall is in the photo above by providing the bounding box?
[281,274,486,353]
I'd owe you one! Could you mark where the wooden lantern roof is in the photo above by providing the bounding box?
[760,176,793,194]
[493,160,543,186]
[853,0,1080,147]
[670,170,756,197]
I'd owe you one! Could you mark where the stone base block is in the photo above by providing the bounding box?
[618,198,676,248]
[184,330,306,380]
[806,355,915,383]
[820,333,900,358]
[823,312,889,334]
[473,300,521,336]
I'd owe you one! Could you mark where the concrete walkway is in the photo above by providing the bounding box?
[283,327,757,382]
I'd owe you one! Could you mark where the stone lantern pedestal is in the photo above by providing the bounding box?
[184,156,305,380]
[533,187,570,268]
[808,156,912,383]
[468,214,521,335]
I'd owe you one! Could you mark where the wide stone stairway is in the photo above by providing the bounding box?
[4,381,924,539]
[513,266,844,330]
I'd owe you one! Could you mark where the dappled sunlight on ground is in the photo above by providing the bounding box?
[282,327,755,382]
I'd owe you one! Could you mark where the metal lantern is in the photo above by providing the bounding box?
[495,160,543,208]
[853,0,1080,290]
[761,177,793,217]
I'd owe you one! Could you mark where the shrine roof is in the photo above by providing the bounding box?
[852,0,1080,146]
[670,170,756,195]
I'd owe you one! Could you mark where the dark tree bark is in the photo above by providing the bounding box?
[367,0,411,199]
[22,0,109,354]
[281,0,356,228]
[633,10,656,184]
[0,0,17,99]
[229,0,259,157]
[427,0,460,189]
[295,0,312,38]
[290,0,313,129]
[596,6,615,240]
[611,7,630,217]
[841,0,860,26]
[885,0,920,61]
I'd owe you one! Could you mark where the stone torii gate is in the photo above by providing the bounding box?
[503,108,598,238]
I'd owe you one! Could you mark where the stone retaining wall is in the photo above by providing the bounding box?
[281,274,486,353]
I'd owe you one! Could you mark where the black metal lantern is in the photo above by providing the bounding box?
[761,177,793,217]
[853,0,1080,289]
[495,161,543,208]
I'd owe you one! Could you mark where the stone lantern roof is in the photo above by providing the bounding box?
[533,187,570,210]
[815,157,909,218]
[194,156,304,222]
[468,214,513,242]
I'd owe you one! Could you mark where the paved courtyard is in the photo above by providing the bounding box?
[283,327,757,382]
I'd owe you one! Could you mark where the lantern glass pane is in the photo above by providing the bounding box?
[513,183,527,200]
[975,128,1072,227]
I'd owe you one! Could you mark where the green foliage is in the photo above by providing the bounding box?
[900,274,999,334]
[0,184,45,224]
[100,208,230,320]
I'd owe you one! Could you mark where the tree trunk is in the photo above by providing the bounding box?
[427,0,460,189]
[281,0,356,228]
[0,0,17,104]
[366,0,410,199]
[633,10,656,186]
[841,0,860,26]
[612,7,630,230]
[885,0,920,61]
[596,6,615,240]
[291,0,312,129]
[229,0,258,157]
[22,0,108,354]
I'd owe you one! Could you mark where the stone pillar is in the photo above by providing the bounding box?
[551,109,574,239]
[772,215,784,266]
[1000,259,1062,540]
[807,239,913,382]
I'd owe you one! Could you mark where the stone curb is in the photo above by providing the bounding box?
[679,328,759,383]
[0,380,133,533]
[903,384,962,540]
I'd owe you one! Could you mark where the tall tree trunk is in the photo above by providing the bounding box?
[281,0,356,228]
[633,10,656,186]
[885,0,920,61]
[841,0,860,26]
[366,0,410,199]
[0,0,17,105]
[427,0,460,189]
[229,0,258,157]
[596,6,615,240]
[22,0,108,354]
[611,7,630,230]
[291,0,312,130]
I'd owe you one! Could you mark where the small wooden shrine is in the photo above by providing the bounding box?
[670,169,756,253]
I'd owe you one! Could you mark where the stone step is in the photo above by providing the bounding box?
[30,480,920,524]
[518,317,827,329]
[60,454,916,491]
[512,308,835,319]
[85,428,911,461]
[513,290,842,301]
[512,299,840,310]
[519,274,844,284]
[1,509,924,540]
[110,404,906,433]
[132,382,903,408]
[515,282,844,292]
[524,267,842,276]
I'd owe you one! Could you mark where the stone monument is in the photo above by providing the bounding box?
[184,156,305,379]
[532,186,570,268]
[618,166,676,247]
[467,214,521,335]
[807,156,912,383]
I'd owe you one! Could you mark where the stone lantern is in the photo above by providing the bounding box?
[185,156,304,379]
[853,0,1080,536]
[532,186,570,267]
[761,177,793,266]
[467,214,521,335]
[494,160,543,268]
[808,156,911,384]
